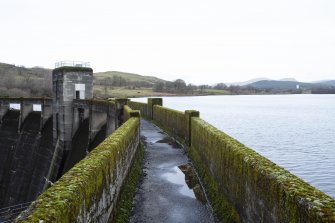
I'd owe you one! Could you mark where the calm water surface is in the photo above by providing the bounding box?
[134,95,335,198]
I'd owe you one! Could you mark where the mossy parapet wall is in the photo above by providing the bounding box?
[190,117,335,223]
[123,105,140,122]
[152,105,187,142]
[127,101,148,118]
[16,117,140,223]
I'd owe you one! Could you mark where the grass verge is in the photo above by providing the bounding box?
[110,142,145,223]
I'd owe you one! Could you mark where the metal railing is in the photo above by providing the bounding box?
[0,202,32,223]
[55,60,90,68]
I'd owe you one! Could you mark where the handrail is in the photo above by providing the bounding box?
[55,60,90,68]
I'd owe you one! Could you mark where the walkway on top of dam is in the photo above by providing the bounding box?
[130,119,218,223]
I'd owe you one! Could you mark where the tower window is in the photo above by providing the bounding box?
[76,91,80,99]
[75,84,85,99]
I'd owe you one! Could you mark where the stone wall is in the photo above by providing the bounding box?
[127,101,148,118]
[16,117,140,223]
[123,105,140,122]
[147,98,335,223]
[153,105,187,142]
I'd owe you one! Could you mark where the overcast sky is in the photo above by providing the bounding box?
[0,0,334,84]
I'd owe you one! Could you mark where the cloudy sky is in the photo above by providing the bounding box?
[0,0,334,84]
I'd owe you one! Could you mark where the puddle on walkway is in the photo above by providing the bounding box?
[163,163,207,204]
[156,137,182,149]
[163,166,196,198]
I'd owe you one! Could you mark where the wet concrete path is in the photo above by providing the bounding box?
[130,119,218,223]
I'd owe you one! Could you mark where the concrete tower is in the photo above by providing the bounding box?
[51,61,93,177]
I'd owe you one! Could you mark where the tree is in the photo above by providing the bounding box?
[214,83,227,90]
[153,82,164,92]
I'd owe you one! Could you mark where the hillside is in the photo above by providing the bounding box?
[0,63,168,98]
[319,80,335,87]
[1,62,334,97]
[245,80,335,93]
[0,63,52,97]
[246,80,325,90]
[94,71,166,84]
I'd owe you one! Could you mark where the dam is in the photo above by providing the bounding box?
[0,63,334,222]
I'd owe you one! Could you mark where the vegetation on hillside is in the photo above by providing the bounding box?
[1,62,334,98]
[0,63,52,97]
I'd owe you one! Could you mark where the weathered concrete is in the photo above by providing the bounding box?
[0,112,53,208]
[130,119,218,223]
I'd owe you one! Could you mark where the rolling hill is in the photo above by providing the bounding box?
[246,80,332,90]
[94,71,166,84]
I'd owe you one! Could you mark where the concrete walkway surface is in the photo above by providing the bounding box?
[130,119,218,223]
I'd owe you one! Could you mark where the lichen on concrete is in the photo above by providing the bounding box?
[189,117,335,223]
[110,142,144,223]
[15,117,140,223]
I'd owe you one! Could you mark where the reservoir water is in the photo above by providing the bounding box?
[133,94,335,198]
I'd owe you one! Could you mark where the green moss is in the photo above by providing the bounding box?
[124,105,140,122]
[111,142,145,223]
[16,118,140,223]
[89,99,116,106]
[153,105,187,141]
[53,66,93,74]
[189,137,241,222]
[189,117,335,222]
[127,101,149,118]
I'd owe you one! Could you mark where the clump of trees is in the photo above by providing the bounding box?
[152,79,262,95]
[153,79,197,94]
[0,64,52,97]
[94,75,154,89]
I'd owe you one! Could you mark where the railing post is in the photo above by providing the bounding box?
[147,98,162,120]
[185,110,200,147]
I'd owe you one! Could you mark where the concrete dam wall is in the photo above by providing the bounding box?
[129,98,335,222]
[0,98,54,208]
[8,97,335,222]
[0,98,125,212]
[16,108,141,222]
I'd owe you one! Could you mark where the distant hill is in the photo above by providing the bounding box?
[278,78,297,82]
[0,62,169,97]
[246,80,327,90]
[94,71,166,85]
[318,80,335,87]
[226,78,270,86]
[0,63,52,97]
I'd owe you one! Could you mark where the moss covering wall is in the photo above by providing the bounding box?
[111,142,144,223]
[152,105,187,142]
[189,117,335,223]
[123,105,140,122]
[127,101,148,118]
[15,117,140,223]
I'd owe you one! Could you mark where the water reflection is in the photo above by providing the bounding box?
[163,163,207,204]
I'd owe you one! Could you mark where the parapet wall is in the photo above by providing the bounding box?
[16,117,140,222]
[190,117,335,222]
[127,98,162,120]
[128,98,335,223]
[127,101,148,118]
[153,105,187,143]
[124,105,140,122]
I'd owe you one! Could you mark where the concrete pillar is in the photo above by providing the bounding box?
[115,98,129,126]
[20,101,33,131]
[185,110,200,147]
[148,98,163,120]
[0,99,9,124]
[41,99,53,132]
[89,108,107,144]
[106,104,116,136]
